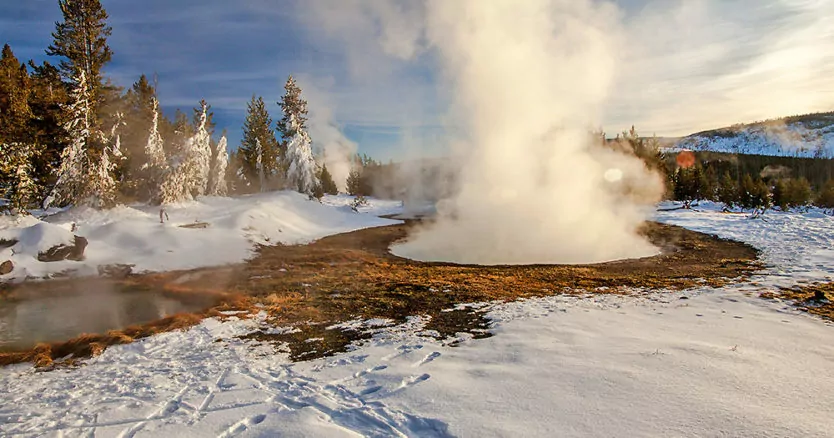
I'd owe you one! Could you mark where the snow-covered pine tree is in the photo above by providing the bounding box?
[278,77,319,196]
[284,114,320,196]
[208,135,228,196]
[0,143,39,214]
[89,139,118,208]
[193,101,212,196]
[180,101,212,197]
[159,155,193,204]
[142,97,167,203]
[46,69,91,208]
[87,113,124,208]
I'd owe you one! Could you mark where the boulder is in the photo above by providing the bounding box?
[38,235,88,262]
[0,260,12,275]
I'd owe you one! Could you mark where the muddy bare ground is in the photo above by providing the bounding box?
[0,221,759,366]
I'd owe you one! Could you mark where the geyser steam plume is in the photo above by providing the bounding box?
[391,0,664,265]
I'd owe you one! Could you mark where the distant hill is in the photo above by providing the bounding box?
[671,112,834,158]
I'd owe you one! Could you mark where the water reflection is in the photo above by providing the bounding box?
[0,281,212,351]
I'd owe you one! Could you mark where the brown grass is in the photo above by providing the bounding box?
[760,283,834,322]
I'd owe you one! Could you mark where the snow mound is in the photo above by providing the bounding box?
[9,222,76,257]
[0,191,400,280]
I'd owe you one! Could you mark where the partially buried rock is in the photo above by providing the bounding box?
[38,236,88,262]
[0,260,12,275]
[179,222,210,229]
[97,263,133,279]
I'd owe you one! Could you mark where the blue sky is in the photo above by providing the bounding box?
[2,0,833,161]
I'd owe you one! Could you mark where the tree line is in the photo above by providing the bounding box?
[606,127,834,212]
[0,0,341,215]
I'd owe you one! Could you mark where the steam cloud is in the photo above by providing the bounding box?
[304,0,665,264]
[303,78,359,192]
[388,0,663,265]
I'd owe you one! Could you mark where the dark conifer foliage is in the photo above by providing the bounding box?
[240,95,279,192]
[277,75,308,142]
[47,0,112,92]
[319,163,338,195]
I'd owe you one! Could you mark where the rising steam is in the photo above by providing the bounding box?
[389,0,664,264]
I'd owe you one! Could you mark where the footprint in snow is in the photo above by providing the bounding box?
[220,413,267,438]
[414,352,441,367]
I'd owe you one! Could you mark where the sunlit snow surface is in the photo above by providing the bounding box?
[1,200,834,437]
[0,191,399,280]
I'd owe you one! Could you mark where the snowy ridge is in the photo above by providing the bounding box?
[671,113,834,157]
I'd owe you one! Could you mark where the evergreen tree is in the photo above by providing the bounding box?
[0,143,39,214]
[46,69,92,208]
[772,179,789,210]
[27,60,70,197]
[717,171,737,209]
[208,135,228,196]
[181,101,212,197]
[277,75,307,146]
[142,97,167,203]
[346,166,363,196]
[738,174,757,210]
[788,177,811,209]
[816,179,834,210]
[284,114,319,196]
[0,45,33,145]
[159,159,192,204]
[88,131,120,208]
[240,95,278,191]
[122,74,156,186]
[752,178,771,211]
[278,77,318,196]
[47,0,112,98]
[193,99,216,137]
[738,174,770,211]
[774,178,811,211]
[319,163,338,195]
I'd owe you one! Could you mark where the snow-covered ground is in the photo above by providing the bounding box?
[0,192,399,281]
[1,201,834,437]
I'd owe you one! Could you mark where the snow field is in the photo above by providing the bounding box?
[0,201,833,436]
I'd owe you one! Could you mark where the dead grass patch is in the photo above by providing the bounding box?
[761,283,834,322]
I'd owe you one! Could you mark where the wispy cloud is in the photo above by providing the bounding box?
[1,0,832,156]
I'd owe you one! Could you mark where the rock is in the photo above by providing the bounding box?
[0,239,17,250]
[38,236,88,262]
[179,222,210,229]
[0,260,12,275]
[97,264,133,279]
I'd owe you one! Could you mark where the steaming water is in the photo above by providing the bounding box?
[0,281,213,351]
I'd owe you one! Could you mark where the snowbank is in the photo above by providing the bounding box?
[0,191,400,280]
